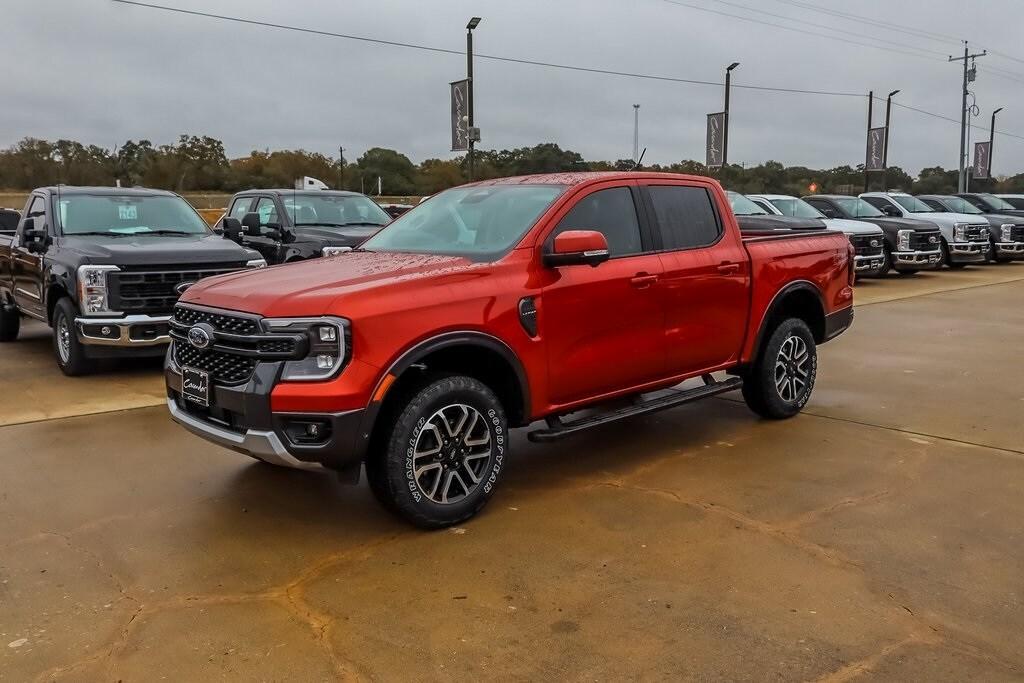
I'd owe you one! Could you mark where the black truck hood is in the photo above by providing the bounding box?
[978,213,1024,228]
[982,208,1024,219]
[735,215,827,233]
[851,216,937,235]
[57,233,255,266]
[292,225,383,246]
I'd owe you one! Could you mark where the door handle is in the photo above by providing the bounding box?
[630,272,659,288]
[717,262,741,275]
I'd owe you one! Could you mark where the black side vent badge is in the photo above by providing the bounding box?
[518,297,538,338]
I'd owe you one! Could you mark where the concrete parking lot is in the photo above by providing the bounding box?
[2,265,1023,681]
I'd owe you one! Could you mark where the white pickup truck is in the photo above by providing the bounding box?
[748,194,887,277]
[860,192,989,268]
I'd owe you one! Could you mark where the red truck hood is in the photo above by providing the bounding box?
[179,250,479,317]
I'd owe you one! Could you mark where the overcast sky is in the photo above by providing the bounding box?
[4,0,1024,176]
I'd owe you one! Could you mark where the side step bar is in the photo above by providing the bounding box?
[527,376,744,443]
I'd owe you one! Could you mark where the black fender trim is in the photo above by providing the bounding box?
[824,306,854,341]
[750,281,827,359]
[353,331,532,463]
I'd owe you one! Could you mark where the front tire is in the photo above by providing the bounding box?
[52,298,95,376]
[367,375,507,528]
[742,318,817,420]
[0,304,20,342]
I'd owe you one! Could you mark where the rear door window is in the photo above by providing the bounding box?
[552,187,643,257]
[647,185,721,251]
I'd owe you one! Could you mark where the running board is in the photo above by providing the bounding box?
[527,376,743,443]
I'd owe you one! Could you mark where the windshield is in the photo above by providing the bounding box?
[57,194,209,235]
[939,196,982,214]
[727,192,768,216]
[891,195,934,213]
[834,198,884,218]
[282,193,391,227]
[978,193,1016,210]
[769,198,825,219]
[360,184,564,258]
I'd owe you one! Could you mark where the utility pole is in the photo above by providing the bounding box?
[632,104,640,163]
[723,62,740,169]
[338,146,344,190]
[950,42,986,192]
[990,107,1003,178]
[883,90,899,191]
[466,17,481,181]
[864,91,873,193]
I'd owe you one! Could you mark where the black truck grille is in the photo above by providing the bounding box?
[849,234,884,256]
[909,231,941,251]
[170,304,306,387]
[110,263,245,316]
[1011,226,1024,242]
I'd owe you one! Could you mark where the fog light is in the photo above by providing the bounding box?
[316,354,334,369]
[283,419,331,445]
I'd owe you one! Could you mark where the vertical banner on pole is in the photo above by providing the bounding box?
[973,141,991,179]
[706,112,726,168]
[450,79,470,152]
[865,127,886,171]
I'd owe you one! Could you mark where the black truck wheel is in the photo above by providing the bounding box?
[742,318,817,420]
[0,304,20,342]
[367,375,507,528]
[52,298,95,376]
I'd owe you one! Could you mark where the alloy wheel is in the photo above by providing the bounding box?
[773,335,810,403]
[57,316,72,364]
[412,404,492,504]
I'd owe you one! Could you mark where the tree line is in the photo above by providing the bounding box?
[2,135,1022,197]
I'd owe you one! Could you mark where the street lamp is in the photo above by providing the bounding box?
[723,62,740,168]
[466,17,482,180]
[990,107,1003,178]
[883,89,900,190]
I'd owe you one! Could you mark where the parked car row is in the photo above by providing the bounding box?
[729,190,1024,276]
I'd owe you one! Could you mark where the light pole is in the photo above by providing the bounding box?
[338,146,344,189]
[723,62,740,170]
[882,89,899,190]
[633,104,640,163]
[989,107,1003,179]
[466,17,481,181]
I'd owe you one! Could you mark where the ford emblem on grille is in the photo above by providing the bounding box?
[175,282,195,295]
[187,324,214,350]
[929,236,938,244]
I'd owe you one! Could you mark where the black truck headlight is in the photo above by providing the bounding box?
[77,265,120,316]
[1001,224,1014,242]
[263,317,349,381]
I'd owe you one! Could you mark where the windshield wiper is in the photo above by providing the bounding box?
[141,230,196,236]
[65,231,132,238]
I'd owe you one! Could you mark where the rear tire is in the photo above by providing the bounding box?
[52,298,95,376]
[742,318,817,420]
[366,375,507,528]
[0,304,20,342]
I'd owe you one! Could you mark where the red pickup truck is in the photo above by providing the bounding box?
[166,172,854,527]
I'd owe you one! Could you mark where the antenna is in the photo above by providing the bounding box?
[632,148,647,171]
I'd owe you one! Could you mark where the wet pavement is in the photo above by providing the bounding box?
[1,264,1022,681]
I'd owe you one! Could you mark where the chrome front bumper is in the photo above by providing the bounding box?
[166,396,325,470]
[75,314,171,347]
[891,249,942,266]
[854,254,886,272]
[948,241,989,262]
[995,241,1024,255]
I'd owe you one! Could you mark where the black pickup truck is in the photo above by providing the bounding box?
[216,189,391,264]
[0,186,265,375]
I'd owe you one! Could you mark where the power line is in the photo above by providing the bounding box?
[873,96,1024,142]
[109,0,864,98]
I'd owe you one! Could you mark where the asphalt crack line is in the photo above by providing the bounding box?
[814,634,935,683]
[0,401,164,430]
[853,272,1024,308]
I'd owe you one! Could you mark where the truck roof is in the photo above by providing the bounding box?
[35,186,181,197]
[234,189,365,197]
[467,171,714,187]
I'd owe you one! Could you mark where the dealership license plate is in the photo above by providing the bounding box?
[181,366,210,407]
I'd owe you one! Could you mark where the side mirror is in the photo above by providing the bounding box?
[881,205,900,217]
[544,230,610,268]
[21,218,49,253]
[222,217,244,242]
[241,212,263,236]
[820,207,838,219]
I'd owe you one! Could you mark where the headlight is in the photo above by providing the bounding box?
[246,258,267,268]
[897,230,911,251]
[263,317,348,381]
[1001,224,1014,242]
[953,223,966,241]
[77,265,119,316]
[321,246,353,258]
